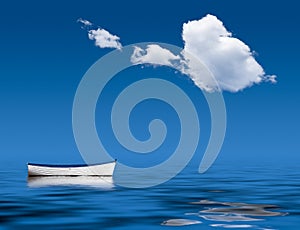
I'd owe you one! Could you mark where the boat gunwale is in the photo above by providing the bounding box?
[27,160,116,168]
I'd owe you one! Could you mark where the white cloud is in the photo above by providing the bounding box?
[78,18,122,50]
[88,28,122,50]
[179,50,220,92]
[131,44,181,67]
[181,14,276,92]
[77,18,92,26]
[130,14,276,92]
[265,75,277,84]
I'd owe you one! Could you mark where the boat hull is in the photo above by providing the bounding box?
[27,161,116,176]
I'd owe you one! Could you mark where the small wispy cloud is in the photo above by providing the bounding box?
[88,28,122,50]
[77,18,122,50]
[131,45,180,67]
[77,18,93,27]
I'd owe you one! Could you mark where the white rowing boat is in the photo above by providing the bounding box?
[27,161,116,177]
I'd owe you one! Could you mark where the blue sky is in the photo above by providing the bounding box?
[0,0,299,170]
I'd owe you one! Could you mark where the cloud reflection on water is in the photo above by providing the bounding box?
[163,199,287,229]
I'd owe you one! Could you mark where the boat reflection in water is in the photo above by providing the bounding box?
[27,176,114,189]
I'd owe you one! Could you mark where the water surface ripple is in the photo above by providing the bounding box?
[0,165,299,229]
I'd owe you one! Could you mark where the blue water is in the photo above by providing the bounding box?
[0,163,299,229]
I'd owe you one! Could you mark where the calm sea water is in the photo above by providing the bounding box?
[0,163,299,229]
